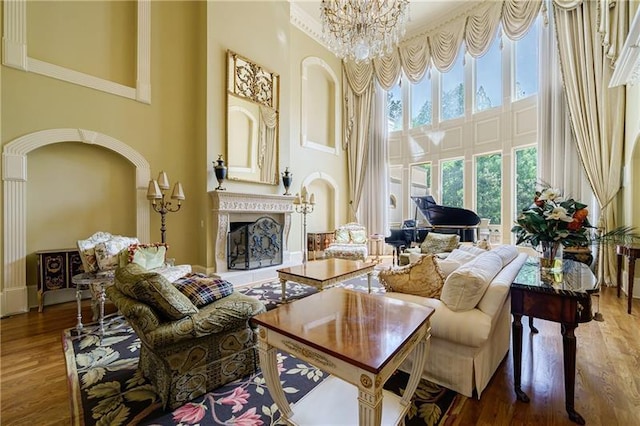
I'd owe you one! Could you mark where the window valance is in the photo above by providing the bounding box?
[344,0,544,93]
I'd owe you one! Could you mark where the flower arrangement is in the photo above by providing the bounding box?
[511,186,593,249]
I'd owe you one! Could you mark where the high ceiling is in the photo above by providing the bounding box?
[291,0,474,38]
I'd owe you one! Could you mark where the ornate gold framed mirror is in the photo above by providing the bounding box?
[226,50,280,185]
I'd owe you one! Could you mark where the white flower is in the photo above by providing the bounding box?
[544,206,573,222]
[538,188,563,202]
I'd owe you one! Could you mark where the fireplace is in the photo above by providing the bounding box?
[228,217,283,270]
[209,191,293,281]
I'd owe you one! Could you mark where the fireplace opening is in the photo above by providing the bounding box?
[227,216,283,270]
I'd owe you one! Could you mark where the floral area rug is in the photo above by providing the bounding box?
[63,277,465,426]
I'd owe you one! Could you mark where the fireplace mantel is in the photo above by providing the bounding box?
[209,191,294,282]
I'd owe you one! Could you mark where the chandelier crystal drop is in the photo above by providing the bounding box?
[320,0,410,63]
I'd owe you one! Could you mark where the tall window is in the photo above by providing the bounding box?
[411,77,432,128]
[475,153,502,224]
[514,19,539,100]
[514,146,538,215]
[440,158,464,207]
[387,81,403,131]
[475,35,502,112]
[441,49,465,121]
[410,162,432,196]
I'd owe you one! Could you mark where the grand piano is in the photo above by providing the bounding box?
[385,195,481,258]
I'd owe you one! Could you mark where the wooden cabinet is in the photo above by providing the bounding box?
[307,232,335,260]
[36,248,85,312]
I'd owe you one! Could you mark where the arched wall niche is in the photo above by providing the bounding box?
[301,171,340,232]
[1,128,151,316]
[301,56,340,155]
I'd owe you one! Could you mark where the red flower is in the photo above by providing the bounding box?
[230,407,264,426]
[173,402,207,424]
[220,387,250,413]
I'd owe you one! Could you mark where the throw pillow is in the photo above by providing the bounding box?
[349,229,367,244]
[447,248,478,264]
[457,244,487,256]
[440,251,504,312]
[378,254,445,298]
[115,263,197,320]
[420,233,460,254]
[335,228,350,243]
[127,243,167,270]
[173,274,234,307]
[77,232,113,273]
[95,236,139,271]
[436,259,462,277]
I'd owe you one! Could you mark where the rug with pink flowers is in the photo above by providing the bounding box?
[63,279,465,426]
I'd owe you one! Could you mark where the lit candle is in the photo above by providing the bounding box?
[293,193,300,205]
[309,193,315,205]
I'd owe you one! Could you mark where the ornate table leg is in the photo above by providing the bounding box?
[98,282,106,335]
[75,285,84,334]
[512,313,529,402]
[357,384,382,426]
[257,335,292,421]
[616,245,624,298]
[561,323,585,425]
[367,272,372,294]
[401,334,429,406]
[529,316,538,334]
[627,255,636,314]
[280,277,287,302]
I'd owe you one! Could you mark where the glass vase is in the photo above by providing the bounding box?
[539,241,562,270]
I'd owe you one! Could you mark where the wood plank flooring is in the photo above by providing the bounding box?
[1,287,638,425]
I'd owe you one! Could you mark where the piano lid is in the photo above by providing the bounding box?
[411,195,480,227]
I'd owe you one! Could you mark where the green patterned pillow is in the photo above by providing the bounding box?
[335,228,350,243]
[350,229,367,244]
[420,232,460,254]
[115,263,197,320]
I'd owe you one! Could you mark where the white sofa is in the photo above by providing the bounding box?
[384,245,527,398]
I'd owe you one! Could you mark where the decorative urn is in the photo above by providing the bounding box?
[282,167,293,195]
[214,154,227,191]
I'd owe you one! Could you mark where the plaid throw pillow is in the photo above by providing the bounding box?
[173,274,234,307]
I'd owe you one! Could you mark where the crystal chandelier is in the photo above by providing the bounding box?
[320,0,410,63]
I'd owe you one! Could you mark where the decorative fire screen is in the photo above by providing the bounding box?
[227,216,283,270]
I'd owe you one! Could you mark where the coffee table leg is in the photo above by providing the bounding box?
[367,272,372,294]
[358,386,382,426]
[280,278,287,302]
[257,338,293,420]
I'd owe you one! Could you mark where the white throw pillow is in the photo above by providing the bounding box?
[446,248,478,264]
[440,251,504,312]
[94,236,139,271]
[457,245,487,256]
[490,245,519,266]
[436,259,462,277]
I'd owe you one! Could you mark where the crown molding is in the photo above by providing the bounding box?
[290,2,328,49]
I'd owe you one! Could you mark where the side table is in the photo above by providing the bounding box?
[72,271,115,335]
[616,244,639,314]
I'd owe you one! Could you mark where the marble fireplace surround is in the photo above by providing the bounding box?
[209,191,294,284]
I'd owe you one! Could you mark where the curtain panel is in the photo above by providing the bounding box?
[552,0,629,285]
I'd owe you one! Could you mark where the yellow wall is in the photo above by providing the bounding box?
[1,1,207,308]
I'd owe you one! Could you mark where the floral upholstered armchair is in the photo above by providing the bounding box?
[324,222,369,262]
[105,263,266,410]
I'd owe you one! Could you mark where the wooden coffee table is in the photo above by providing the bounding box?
[277,258,375,302]
[251,288,435,426]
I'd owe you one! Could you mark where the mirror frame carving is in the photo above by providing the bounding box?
[226,50,280,185]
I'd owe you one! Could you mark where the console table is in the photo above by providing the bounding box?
[510,258,597,425]
[616,244,639,314]
[307,231,334,260]
[36,248,85,312]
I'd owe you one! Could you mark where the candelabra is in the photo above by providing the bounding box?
[293,186,315,264]
[146,171,185,244]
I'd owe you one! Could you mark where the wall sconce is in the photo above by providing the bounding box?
[147,171,185,244]
[293,186,315,264]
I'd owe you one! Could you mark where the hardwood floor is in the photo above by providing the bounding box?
[1,287,638,425]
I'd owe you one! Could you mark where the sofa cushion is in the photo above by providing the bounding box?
[420,232,460,254]
[95,236,139,271]
[115,263,198,320]
[436,259,462,277]
[378,254,445,298]
[456,244,487,256]
[384,292,492,347]
[173,274,234,307]
[349,228,367,244]
[489,244,519,267]
[335,228,350,243]
[440,251,504,312]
